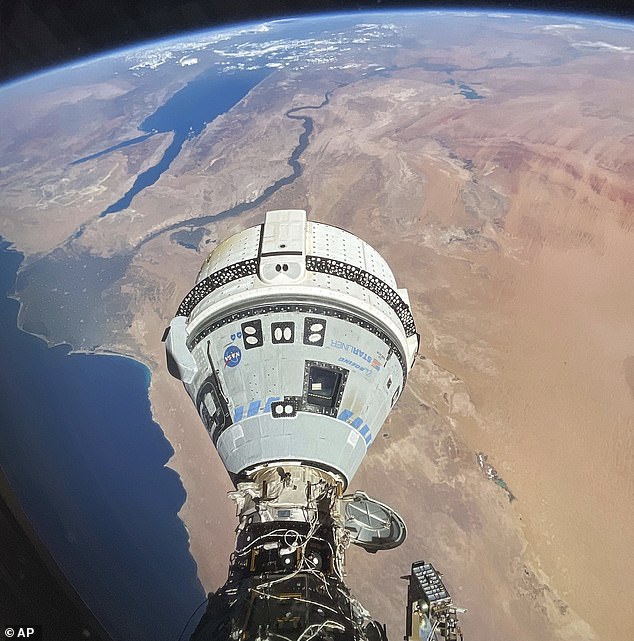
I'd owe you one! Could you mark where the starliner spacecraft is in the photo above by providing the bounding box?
[165,210,463,640]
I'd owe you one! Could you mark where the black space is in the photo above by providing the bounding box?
[0,472,113,641]
[1,0,633,84]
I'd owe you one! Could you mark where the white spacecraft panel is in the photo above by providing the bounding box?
[216,413,367,479]
[187,309,401,482]
[308,221,398,288]
[258,210,307,285]
[197,224,261,280]
[260,209,306,255]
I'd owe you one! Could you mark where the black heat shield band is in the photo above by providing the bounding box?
[176,255,416,338]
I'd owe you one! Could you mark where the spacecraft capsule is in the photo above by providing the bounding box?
[165,210,418,486]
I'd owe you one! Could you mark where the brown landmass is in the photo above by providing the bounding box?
[282,57,634,639]
[1,15,633,641]
[135,55,634,639]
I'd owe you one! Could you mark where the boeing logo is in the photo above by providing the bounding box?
[330,340,382,370]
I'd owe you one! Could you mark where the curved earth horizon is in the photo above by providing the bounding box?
[0,9,633,641]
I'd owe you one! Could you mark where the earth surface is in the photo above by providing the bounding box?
[1,9,633,641]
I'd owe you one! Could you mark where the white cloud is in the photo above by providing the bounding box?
[540,23,585,31]
[123,17,399,74]
[572,40,634,53]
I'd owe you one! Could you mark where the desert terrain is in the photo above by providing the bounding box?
[135,55,634,639]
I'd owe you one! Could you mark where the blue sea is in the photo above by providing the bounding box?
[0,241,205,641]
[72,66,270,217]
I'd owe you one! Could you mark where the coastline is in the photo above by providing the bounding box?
[144,366,236,593]
[0,238,208,640]
[7,261,229,597]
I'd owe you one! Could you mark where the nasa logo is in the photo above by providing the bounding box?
[224,345,242,368]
